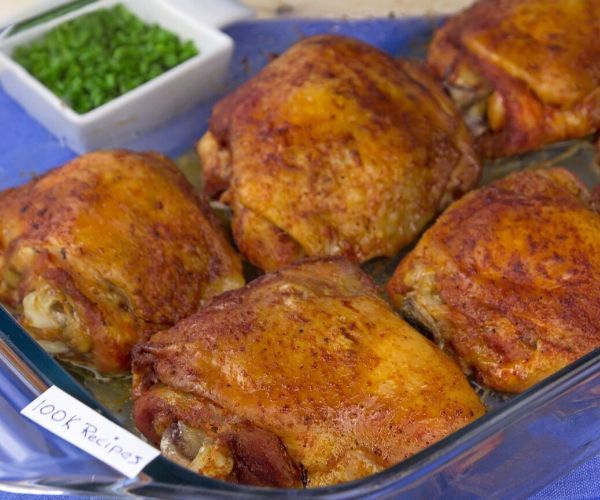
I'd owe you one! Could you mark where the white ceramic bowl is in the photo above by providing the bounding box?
[0,0,235,153]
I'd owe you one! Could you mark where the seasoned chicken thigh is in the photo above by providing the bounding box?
[387,168,600,393]
[0,150,243,373]
[428,0,600,157]
[199,35,480,271]
[132,258,484,487]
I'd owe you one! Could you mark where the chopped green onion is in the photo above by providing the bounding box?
[12,4,199,114]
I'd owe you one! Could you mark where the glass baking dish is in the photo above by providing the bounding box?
[0,16,599,498]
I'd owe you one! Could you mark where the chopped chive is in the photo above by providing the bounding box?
[12,4,199,114]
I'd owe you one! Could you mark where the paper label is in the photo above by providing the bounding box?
[21,385,160,478]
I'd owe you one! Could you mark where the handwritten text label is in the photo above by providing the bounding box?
[21,385,159,478]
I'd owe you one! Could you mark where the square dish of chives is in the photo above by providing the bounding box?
[11,3,199,114]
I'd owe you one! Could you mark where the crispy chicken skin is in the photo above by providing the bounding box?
[428,0,600,158]
[0,150,243,373]
[198,35,480,271]
[132,258,485,487]
[387,168,600,393]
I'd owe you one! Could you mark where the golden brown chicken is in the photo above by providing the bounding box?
[387,168,600,393]
[199,35,480,271]
[428,0,600,158]
[132,258,485,488]
[0,150,243,374]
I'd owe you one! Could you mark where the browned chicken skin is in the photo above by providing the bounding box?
[387,168,600,393]
[199,35,480,271]
[132,258,485,487]
[428,0,600,158]
[0,150,243,373]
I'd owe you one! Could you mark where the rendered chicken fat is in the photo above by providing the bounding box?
[132,258,485,487]
[0,150,244,373]
[199,34,480,271]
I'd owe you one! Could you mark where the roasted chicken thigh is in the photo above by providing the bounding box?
[132,258,484,487]
[199,35,480,271]
[0,150,243,373]
[387,168,600,393]
[428,0,600,157]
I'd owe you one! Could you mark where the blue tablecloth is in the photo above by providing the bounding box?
[0,17,598,499]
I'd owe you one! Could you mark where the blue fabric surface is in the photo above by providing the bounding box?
[530,454,600,499]
[0,16,598,500]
